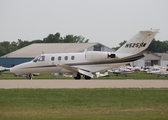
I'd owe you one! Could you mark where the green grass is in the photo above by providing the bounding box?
[107,71,168,80]
[1,71,168,80]
[0,88,168,120]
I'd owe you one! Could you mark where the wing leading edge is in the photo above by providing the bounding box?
[57,64,95,78]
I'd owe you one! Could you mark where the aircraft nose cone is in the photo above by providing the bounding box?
[10,62,33,74]
[10,67,16,73]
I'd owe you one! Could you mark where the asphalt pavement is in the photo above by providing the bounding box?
[0,79,168,88]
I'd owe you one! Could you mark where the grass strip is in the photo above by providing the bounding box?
[1,71,168,80]
[0,88,168,120]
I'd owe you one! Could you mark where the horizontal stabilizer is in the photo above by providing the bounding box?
[140,29,159,33]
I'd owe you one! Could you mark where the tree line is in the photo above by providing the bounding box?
[147,38,168,52]
[112,38,168,53]
[0,33,89,57]
[0,33,167,57]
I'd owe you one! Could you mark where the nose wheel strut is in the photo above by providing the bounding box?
[26,74,32,80]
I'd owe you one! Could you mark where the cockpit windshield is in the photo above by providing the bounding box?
[32,55,41,62]
[32,55,45,62]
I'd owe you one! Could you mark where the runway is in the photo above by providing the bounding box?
[0,79,168,88]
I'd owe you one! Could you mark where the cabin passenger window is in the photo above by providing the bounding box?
[65,56,68,60]
[51,57,55,61]
[58,56,61,61]
[71,56,75,60]
[38,56,45,61]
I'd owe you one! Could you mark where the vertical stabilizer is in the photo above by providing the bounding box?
[115,29,159,55]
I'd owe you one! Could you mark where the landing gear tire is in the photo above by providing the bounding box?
[74,73,81,80]
[84,75,91,80]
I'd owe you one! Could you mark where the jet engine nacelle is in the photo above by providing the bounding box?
[85,51,115,61]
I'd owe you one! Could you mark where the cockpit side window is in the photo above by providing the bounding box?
[38,56,45,61]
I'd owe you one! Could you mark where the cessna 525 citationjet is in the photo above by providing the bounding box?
[10,29,159,80]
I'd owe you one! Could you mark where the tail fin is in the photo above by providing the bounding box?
[115,29,159,55]
[104,70,108,76]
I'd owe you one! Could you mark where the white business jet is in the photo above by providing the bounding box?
[10,29,159,80]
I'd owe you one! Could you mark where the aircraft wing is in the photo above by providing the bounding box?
[78,69,95,78]
[57,64,78,72]
[57,64,95,78]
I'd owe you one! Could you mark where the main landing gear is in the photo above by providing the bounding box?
[74,73,81,80]
[74,73,91,80]
[83,75,91,80]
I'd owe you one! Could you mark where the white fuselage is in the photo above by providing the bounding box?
[10,51,135,75]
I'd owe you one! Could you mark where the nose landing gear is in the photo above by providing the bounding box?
[26,74,32,80]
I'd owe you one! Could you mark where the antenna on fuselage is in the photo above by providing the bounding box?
[42,51,44,54]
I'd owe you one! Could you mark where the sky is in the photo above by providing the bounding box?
[0,0,168,48]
